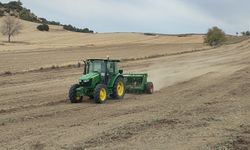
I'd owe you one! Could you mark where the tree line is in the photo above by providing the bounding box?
[241,31,250,36]
[0,1,94,33]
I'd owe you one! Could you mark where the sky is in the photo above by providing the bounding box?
[1,0,250,34]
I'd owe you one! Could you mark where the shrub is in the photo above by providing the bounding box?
[144,33,156,36]
[37,24,49,31]
[0,10,4,16]
[38,18,60,25]
[51,65,59,69]
[63,24,74,31]
[246,31,250,36]
[51,65,56,69]
[204,26,226,46]
[5,1,23,11]
[63,24,94,33]
[4,71,12,75]
[20,9,39,22]
[47,21,60,25]
[39,18,47,23]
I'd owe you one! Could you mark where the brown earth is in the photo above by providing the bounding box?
[0,19,250,150]
[0,18,205,73]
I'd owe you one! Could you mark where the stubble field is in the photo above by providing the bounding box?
[0,19,249,150]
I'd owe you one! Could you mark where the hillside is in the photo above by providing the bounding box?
[0,1,205,73]
[0,1,44,23]
[0,1,204,74]
[0,17,206,73]
[0,17,204,50]
[0,1,204,49]
[0,1,93,33]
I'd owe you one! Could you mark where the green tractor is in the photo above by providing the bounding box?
[69,58,154,104]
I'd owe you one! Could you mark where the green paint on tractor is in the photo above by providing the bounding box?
[124,73,153,94]
[69,58,154,104]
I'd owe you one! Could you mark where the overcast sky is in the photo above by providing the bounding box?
[2,0,250,34]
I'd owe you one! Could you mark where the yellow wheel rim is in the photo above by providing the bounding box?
[99,88,107,101]
[117,81,124,96]
[76,96,81,100]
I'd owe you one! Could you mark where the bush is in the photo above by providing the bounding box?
[39,17,61,25]
[0,10,4,16]
[39,17,47,23]
[63,24,94,33]
[246,31,250,36]
[51,65,59,69]
[5,1,23,11]
[47,21,60,25]
[144,33,156,36]
[241,31,250,36]
[204,26,226,46]
[4,71,12,75]
[20,9,39,22]
[37,24,49,31]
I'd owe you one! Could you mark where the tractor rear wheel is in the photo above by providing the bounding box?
[94,84,108,104]
[146,82,154,94]
[69,84,83,103]
[111,77,125,99]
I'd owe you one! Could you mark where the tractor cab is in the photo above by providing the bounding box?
[84,59,121,84]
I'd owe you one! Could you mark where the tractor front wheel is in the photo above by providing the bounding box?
[145,82,154,94]
[94,84,108,104]
[111,77,125,99]
[69,84,83,103]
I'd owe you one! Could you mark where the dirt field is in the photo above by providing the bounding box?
[0,19,205,73]
[0,20,250,149]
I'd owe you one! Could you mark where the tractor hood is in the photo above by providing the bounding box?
[79,72,99,81]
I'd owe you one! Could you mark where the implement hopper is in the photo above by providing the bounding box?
[123,73,154,94]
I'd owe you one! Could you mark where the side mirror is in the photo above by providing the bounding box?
[119,70,123,74]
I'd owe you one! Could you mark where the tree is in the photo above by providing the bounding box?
[242,32,246,36]
[204,26,226,46]
[0,10,4,16]
[6,1,23,11]
[17,0,23,6]
[0,16,22,42]
[246,31,250,36]
[63,24,94,33]
[37,24,49,31]
[19,9,39,22]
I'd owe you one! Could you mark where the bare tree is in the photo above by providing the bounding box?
[0,16,22,42]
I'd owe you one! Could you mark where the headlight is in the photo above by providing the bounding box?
[80,79,91,86]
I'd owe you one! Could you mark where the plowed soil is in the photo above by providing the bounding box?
[0,19,249,149]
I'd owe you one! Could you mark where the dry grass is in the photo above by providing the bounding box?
[0,17,204,51]
[0,17,207,73]
[225,36,250,45]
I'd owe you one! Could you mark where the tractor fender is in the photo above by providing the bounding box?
[108,74,124,88]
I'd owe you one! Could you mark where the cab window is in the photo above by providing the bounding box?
[88,60,105,73]
[107,62,118,74]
